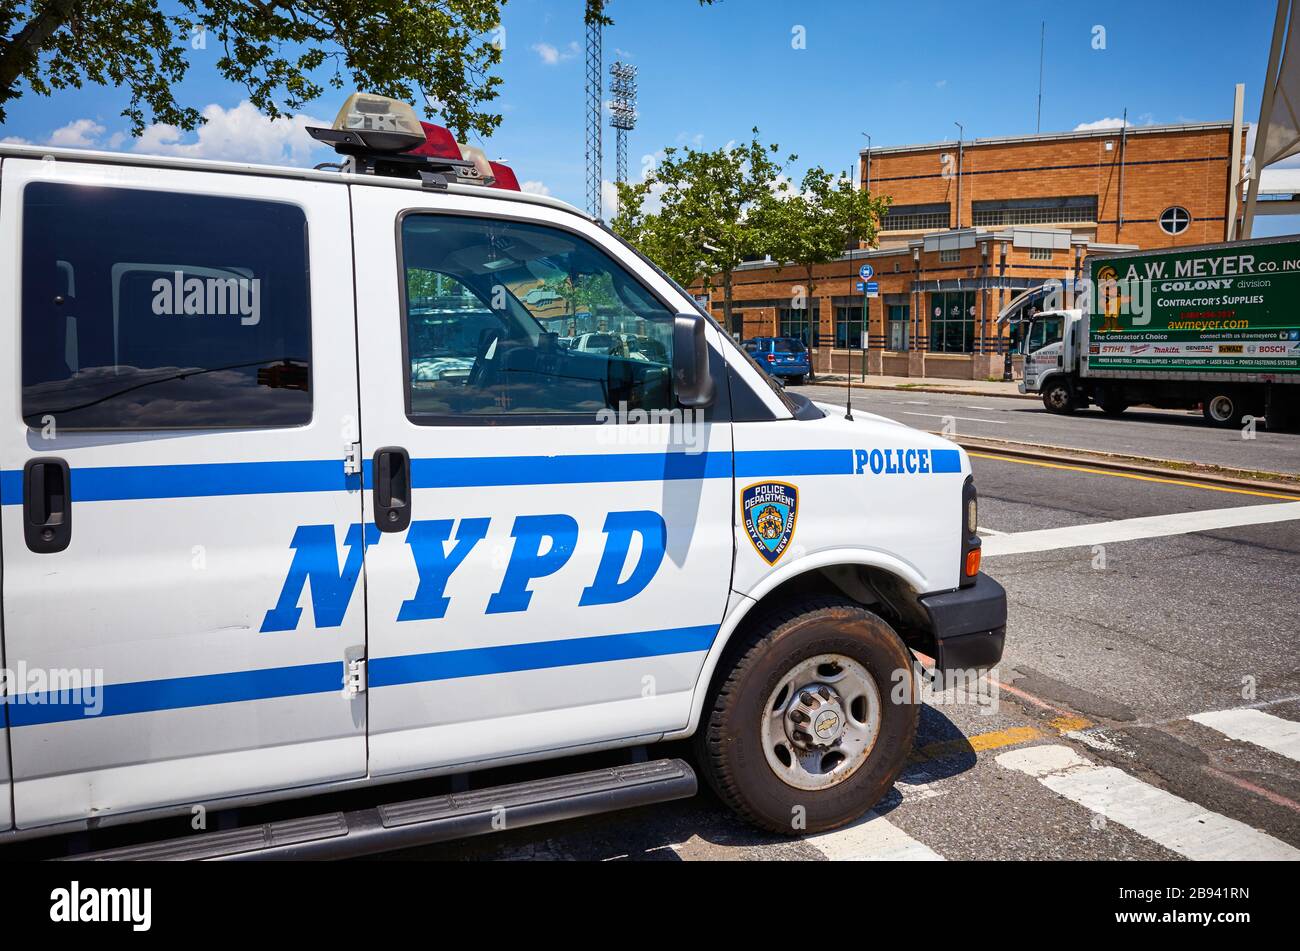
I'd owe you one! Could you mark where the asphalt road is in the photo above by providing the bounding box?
[390,451,1300,861]
[800,383,1300,476]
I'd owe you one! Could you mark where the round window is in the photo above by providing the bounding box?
[1160,206,1191,235]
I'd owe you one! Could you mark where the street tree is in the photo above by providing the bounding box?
[754,166,891,343]
[610,130,795,336]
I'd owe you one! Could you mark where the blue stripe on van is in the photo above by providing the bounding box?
[0,460,357,505]
[1,448,879,504]
[3,624,718,726]
[5,660,345,727]
[930,449,962,473]
[368,624,719,688]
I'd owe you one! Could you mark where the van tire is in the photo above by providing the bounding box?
[694,595,919,835]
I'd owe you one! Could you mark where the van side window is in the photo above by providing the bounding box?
[400,214,674,421]
[21,183,312,430]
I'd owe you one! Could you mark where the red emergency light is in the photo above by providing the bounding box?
[411,122,520,191]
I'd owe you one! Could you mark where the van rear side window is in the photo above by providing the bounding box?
[21,183,312,430]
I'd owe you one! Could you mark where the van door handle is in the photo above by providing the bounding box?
[24,457,72,553]
[373,447,411,533]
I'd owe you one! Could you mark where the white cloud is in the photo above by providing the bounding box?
[48,118,106,148]
[1,135,32,145]
[133,100,328,166]
[520,180,551,196]
[935,79,948,89]
[1074,116,1132,132]
[532,41,579,65]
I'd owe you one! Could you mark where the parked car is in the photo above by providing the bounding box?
[745,336,812,385]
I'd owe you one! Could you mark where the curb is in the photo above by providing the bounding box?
[948,434,1300,495]
[810,379,1038,401]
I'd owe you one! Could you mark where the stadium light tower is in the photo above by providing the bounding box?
[585,19,603,218]
[609,61,638,192]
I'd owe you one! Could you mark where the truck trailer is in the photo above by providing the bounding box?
[1019,235,1300,431]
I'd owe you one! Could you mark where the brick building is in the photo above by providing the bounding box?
[700,121,1248,379]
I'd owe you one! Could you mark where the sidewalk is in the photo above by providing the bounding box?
[811,373,1035,400]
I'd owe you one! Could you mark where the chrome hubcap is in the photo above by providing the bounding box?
[762,654,881,791]
[1209,395,1234,421]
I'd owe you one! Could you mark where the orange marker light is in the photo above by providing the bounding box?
[965,547,982,577]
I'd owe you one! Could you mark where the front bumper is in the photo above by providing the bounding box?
[916,572,1007,672]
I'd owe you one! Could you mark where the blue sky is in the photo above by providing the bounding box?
[0,0,1282,225]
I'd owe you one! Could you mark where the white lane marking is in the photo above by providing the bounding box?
[997,745,1300,860]
[803,811,944,861]
[963,405,998,412]
[982,501,1300,558]
[899,400,931,406]
[1190,709,1300,763]
[902,411,1006,425]
[976,525,1007,536]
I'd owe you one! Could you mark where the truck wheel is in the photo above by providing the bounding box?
[695,595,919,835]
[1041,378,1075,414]
[790,374,805,386]
[1099,391,1128,416]
[1203,392,1244,428]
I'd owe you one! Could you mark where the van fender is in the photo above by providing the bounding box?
[669,548,932,739]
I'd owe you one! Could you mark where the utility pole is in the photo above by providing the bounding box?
[585,17,603,218]
[861,132,871,193]
[954,121,964,228]
[1036,21,1045,133]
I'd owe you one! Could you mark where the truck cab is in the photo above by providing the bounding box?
[0,94,1006,855]
[1019,308,1084,412]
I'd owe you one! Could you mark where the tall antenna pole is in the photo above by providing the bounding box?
[1036,21,1045,133]
[585,18,603,218]
[609,61,638,200]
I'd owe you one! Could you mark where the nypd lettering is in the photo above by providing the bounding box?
[262,510,667,633]
[854,447,962,476]
[742,481,798,566]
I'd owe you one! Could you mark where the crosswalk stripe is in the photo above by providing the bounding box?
[803,811,944,861]
[997,744,1300,861]
[981,501,1300,557]
[1189,709,1300,763]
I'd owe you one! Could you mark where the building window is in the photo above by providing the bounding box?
[928,291,977,353]
[834,305,865,349]
[778,306,818,347]
[887,304,910,350]
[1160,206,1191,235]
[1029,247,1053,260]
[939,248,960,263]
[971,195,1098,227]
[881,202,950,232]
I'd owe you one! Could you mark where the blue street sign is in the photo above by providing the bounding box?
[865,281,879,297]
[858,263,875,281]
[855,281,866,292]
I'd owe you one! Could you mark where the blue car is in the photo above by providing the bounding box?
[744,336,812,384]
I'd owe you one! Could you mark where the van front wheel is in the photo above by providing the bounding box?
[695,596,919,835]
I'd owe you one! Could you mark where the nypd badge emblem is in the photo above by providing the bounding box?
[742,481,798,565]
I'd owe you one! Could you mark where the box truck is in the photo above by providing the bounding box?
[1020,236,1300,430]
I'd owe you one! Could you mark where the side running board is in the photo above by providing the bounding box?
[66,759,697,861]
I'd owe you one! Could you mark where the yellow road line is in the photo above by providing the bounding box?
[910,716,1095,764]
[968,451,1300,502]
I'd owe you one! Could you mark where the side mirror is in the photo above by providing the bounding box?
[673,313,716,408]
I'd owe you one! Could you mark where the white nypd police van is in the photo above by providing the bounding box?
[0,95,1005,858]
